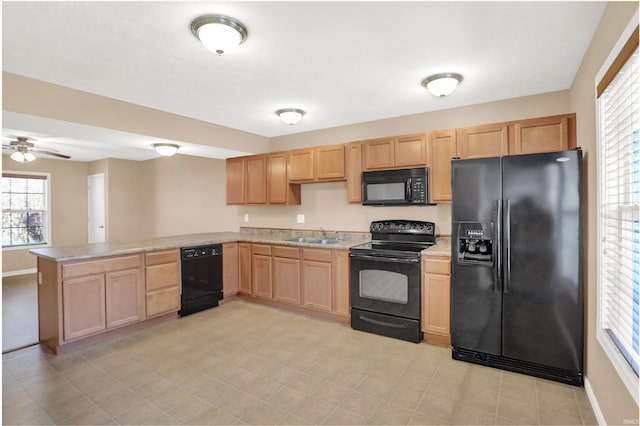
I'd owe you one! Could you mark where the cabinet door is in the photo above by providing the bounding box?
[395,134,427,167]
[302,249,332,312]
[105,268,144,328]
[422,272,451,336]
[252,245,272,299]
[511,114,573,154]
[346,142,363,203]
[457,124,509,159]
[62,275,106,341]
[289,149,315,182]
[332,250,350,317]
[146,287,180,318]
[245,155,267,204]
[273,253,301,305]
[316,144,346,180]
[429,130,456,203]
[363,138,395,170]
[226,157,245,205]
[238,243,252,294]
[223,242,239,297]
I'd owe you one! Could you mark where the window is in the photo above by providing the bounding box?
[1,172,50,248]
[596,20,639,402]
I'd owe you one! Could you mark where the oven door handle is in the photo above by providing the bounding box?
[349,253,420,264]
[358,314,409,329]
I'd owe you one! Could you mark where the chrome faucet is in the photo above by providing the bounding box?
[320,227,327,240]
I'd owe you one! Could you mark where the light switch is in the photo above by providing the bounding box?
[244,214,249,222]
[297,214,305,224]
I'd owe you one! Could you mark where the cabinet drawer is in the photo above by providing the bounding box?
[146,287,180,317]
[62,255,142,279]
[145,249,179,266]
[252,244,272,256]
[302,248,332,262]
[146,262,179,291]
[272,246,300,259]
[423,258,451,275]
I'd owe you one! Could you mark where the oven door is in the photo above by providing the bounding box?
[349,252,421,319]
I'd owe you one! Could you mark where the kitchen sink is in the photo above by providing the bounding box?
[284,237,339,245]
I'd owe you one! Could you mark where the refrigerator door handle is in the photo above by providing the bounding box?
[505,199,511,293]
[495,199,502,292]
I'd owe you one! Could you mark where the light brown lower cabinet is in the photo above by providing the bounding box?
[273,246,301,305]
[302,248,333,312]
[145,249,180,318]
[422,255,451,344]
[223,242,239,297]
[238,243,252,294]
[332,250,350,317]
[62,274,107,341]
[252,244,273,299]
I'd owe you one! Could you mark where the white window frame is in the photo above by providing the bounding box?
[2,170,52,251]
[595,14,640,405]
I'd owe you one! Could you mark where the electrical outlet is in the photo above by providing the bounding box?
[297,214,305,224]
[244,214,249,222]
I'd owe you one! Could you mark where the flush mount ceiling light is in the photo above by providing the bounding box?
[276,109,305,125]
[422,73,463,97]
[154,143,180,157]
[191,15,248,55]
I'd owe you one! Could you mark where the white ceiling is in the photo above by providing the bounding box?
[2,1,607,162]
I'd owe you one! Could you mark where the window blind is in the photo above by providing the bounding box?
[1,173,49,247]
[598,42,639,376]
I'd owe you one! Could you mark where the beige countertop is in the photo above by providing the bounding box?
[30,231,451,262]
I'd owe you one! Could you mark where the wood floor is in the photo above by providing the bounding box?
[2,273,39,353]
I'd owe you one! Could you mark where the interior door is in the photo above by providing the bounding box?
[88,173,106,243]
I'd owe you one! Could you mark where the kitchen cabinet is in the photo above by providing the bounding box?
[510,113,576,155]
[272,246,301,305]
[245,154,267,204]
[252,244,273,299]
[362,133,427,170]
[288,144,346,182]
[457,123,509,159]
[422,255,451,345]
[332,250,350,318]
[226,157,245,205]
[61,254,144,341]
[145,249,180,318]
[429,129,456,203]
[223,242,239,297]
[302,248,332,312]
[238,243,252,295]
[346,142,363,203]
[267,152,301,205]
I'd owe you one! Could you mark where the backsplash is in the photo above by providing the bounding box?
[239,226,370,242]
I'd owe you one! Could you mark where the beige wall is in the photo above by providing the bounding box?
[568,2,639,423]
[2,155,88,273]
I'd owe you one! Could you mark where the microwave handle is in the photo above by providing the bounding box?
[405,178,412,201]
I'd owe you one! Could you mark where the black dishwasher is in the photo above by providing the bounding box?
[179,244,223,317]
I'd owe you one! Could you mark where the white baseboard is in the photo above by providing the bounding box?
[584,377,606,426]
[2,268,37,278]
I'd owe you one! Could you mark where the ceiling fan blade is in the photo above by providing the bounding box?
[33,149,71,159]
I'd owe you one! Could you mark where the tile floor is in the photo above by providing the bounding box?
[2,273,39,352]
[3,300,597,425]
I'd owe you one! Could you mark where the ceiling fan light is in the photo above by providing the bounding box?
[276,109,305,125]
[10,151,25,163]
[422,73,463,97]
[24,152,36,162]
[154,143,180,157]
[192,15,247,55]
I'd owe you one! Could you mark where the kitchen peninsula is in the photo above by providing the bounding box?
[32,229,453,355]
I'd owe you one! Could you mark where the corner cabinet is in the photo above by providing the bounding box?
[223,242,239,298]
[422,255,451,345]
[238,243,252,295]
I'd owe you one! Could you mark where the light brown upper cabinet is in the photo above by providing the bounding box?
[245,155,267,204]
[226,157,245,205]
[457,123,509,159]
[346,142,363,204]
[288,144,346,183]
[267,152,301,205]
[362,133,428,170]
[510,113,576,155]
[429,130,456,203]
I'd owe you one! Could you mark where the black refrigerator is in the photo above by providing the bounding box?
[450,148,583,386]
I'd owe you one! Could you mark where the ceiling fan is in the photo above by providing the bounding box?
[2,136,71,162]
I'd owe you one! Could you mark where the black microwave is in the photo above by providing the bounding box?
[362,167,431,206]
